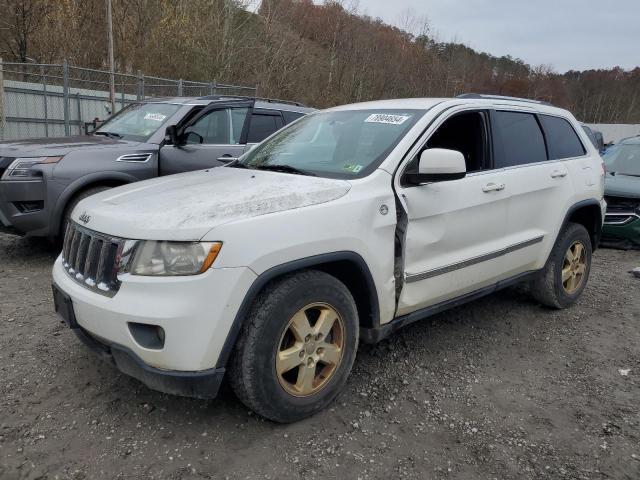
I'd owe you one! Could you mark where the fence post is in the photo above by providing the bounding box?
[76,92,82,135]
[41,65,49,137]
[62,60,70,136]
[177,79,183,96]
[0,57,5,141]
[137,70,145,100]
[120,77,125,110]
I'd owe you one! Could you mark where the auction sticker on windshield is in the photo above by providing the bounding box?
[144,113,168,122]
[365,113,412,125]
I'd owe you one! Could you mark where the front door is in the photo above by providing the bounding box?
[159,100,253,175]
[396,109,511,316]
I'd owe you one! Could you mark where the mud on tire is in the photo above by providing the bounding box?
[530,222,593,309]
[229,270,359,423]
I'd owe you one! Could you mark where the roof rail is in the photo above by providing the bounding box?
[198,94,309,108]
[457,93,553,107]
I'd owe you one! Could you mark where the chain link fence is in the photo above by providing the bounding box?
[0,60,257,140]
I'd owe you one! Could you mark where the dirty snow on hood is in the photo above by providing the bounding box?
[75,166,351,240]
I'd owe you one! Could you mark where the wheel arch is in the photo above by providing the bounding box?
[560,199,603,251]
[216,251,380,369]
[51,172,138,236]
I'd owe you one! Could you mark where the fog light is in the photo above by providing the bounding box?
[128,322,165,350]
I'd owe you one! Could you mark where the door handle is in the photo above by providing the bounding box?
[482,182,505,192]
[551,170,567,178]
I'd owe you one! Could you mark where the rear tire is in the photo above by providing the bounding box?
[530,222,592,309]
[229,270,359,423]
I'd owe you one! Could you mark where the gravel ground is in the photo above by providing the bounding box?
[0,233,639,480]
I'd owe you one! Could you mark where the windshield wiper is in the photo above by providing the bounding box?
[94,131,122,139]
[254,164,316,176]
[226,159,251,169]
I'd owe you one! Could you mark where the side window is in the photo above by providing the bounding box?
[247,113,283,143]
[185,108,231,144]
[493,111,547,167]
[229,107,249,144]
[282,110,305,125]
[413,110,488,173]
[540,115,586,159]
[404,111,488,177]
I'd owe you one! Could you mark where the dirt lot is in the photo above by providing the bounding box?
[0,233,639,480]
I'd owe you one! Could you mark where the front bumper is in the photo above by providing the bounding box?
[0,179,50,236]
[602,215,640,249]
[52,255,257,395]
[76,323,225,399]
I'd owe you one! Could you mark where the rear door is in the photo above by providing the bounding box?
[159,100,253,175]
[493,110,577,277]
[244,109,286,150]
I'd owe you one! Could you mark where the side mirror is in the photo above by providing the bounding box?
[405,148,467,185]
[164,125,179,145]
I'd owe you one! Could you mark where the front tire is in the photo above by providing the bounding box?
[530,222,592,309]
[60,186,112,239]
[229,270,359,423]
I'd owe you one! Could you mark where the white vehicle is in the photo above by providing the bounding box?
[52,94,605,422]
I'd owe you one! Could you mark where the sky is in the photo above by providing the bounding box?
[338,0,640,73]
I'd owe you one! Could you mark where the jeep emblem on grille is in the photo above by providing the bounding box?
[79,212,91,224]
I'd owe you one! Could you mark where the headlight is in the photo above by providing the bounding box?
[121,240,222,276]
[1,156,63,180]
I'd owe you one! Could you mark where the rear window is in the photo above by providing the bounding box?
[540,115,586,159]
[282,111,305,124]
[493,111,547,168]
[247,114,283,143]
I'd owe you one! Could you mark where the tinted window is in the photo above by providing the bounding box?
[282,110,305,124]
[185,108,230,144]
[541,115,586,159]
[247,114,282,143]
[493,111,547,167]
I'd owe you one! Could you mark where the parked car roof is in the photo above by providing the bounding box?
[141,96,314,113]
[326,95,573,117]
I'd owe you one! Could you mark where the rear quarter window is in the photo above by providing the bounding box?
[539,115,586,159]
[493,111,547,167]
[282,111,305,125]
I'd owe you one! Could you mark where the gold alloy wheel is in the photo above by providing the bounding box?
[562,240,587,294]
[276,302,345,397]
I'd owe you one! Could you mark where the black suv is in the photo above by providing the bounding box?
[0,96,313,238]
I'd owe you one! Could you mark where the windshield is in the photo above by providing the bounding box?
[95,102,181,142]
[239,109,426,178]
[603,143,640,176]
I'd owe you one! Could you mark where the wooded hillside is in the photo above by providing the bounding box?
[1,0,638,122]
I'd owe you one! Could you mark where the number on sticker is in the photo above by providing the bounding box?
[144,113,167,122]
[365,113,411,125]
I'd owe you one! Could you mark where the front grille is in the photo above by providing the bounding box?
[61,222,124,297]
[605,196,640,213]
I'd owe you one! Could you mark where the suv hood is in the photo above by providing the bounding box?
[0,135,137,157]
[605,173,640,199]
[72,167,351,240]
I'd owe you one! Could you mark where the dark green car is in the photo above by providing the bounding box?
[602,136,640,249]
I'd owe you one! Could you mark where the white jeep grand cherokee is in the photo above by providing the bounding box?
[52,94,605,422]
